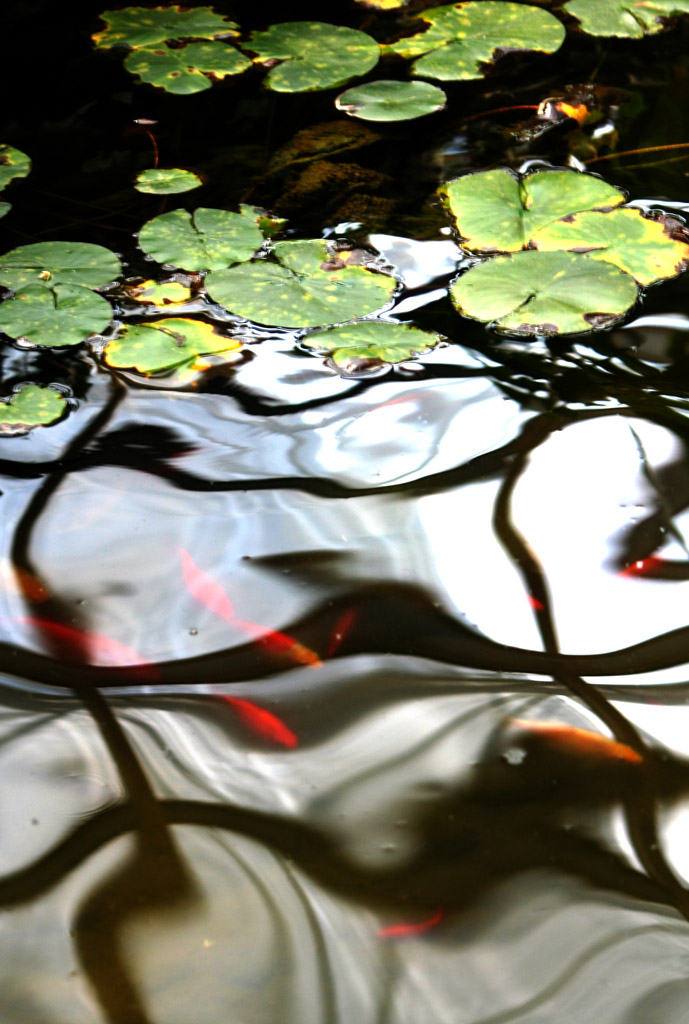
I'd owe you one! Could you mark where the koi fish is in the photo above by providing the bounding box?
[512,720,642,764]
[377,909,445,939]
[219,695,298,748]
[0,560,50,602]
[618,557,689,580]
[180,548,321,667]
[2,615,159,679]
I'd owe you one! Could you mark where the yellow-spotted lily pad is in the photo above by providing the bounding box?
[125,280,193,305]
[302,320,441,374]
[134,168,203,194]
[383,1,565,81]
[93,6,238,49]
[0,241,121,291]
[104,317,241,375]
[0,285,114,347]
[124,40,250,93]
[0,384,68,435]
[0,145,31,192]
[564,0,689,37]
[335,80,447,121]
[247,22,380,92]
[451,250,638,336]
[138,206,266,270]
[205,240,397,328]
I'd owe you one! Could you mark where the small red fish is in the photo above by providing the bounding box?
[326,606,359,657]
[512,720,642,764]
[3,616,159,679]
[180,549,321,667]
[220,695,298,748]
[526,594,544,611]
[618,557,689,580]
[377,909,445,939]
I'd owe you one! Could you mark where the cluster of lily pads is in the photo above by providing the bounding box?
[92,1,689,121]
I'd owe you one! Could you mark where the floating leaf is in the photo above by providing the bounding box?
[383,1,565,81]
[93,6,237,49]
[0,203,10,219]
[205,240,396,328]
[104,317,241,374]
[247,22,380,92]
[0,384,68,435]
[138,206,264,270]
[439,168,625,252]
[335,80,447,121]
[563,0,689,37]
[0,145,31,192]
[451,250,638,336]
[354,0,408,7]
[0,242,121,291]
[531,207,689,285]
[0,285,113,347]
[124,40,250,93]
[302,320,441,371]
[134,168,202,194]
[126,279,192,305]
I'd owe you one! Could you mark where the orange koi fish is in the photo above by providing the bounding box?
[220,695,298,748]
[377,909,445,939]
[512,720,642,764]
[180,549,321,667]
[3,615,159,679]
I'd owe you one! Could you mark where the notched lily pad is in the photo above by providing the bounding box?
[104,317,241,374]
[439,167,625,252]
[563,0,689,37]
[205,240,397,328]
[247,22,380,92]
[0,383,68,435]
[302,320,441,374]
[0,242,122,291]
[451,250,638,336]
[531,206,689,285]
[93,6,238,49]
[124,279,193,305]
[0,285,114,347]
[134,168,203,194]
[0,145,31,192]
[383,1,565,81]
[335,80,447,122]
[138,206,266,270]
[124,40,250,93]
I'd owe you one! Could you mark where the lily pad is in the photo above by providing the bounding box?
[451,250,638,336]
[439,168,625,252]
[302,320,441,370]
[0,285,114,347]
[335,80,447,121]
[138,206,265,271]
[0,203,10,219]
[134,168,203,194]
[93,6,238,49]
[383,1,565,81]
[563,0,689,37]
[124,40,251,93]
[247,22,380,92]
[0,145,31,192]
[530,207,689,285]
[205,240,396,327]
[125,279,193,305]
[104,317,241,374]
[0,384,68,435]
[0,242,121,291]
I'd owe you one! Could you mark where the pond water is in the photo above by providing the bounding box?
[4,2,689,1022]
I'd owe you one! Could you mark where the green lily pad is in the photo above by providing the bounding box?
[0,145,31,192]
[0,285,114,347]
[530,206,689,286]
[439,168,625,253]
[134,168,203,194]
[126,279,193,305]
[563,0,689,37]
[104,317,241,374]
[138,206,265,270]
[451,250,638,336]
[205,240,396,328]
[0,384,68,435]
[0,242,121,291]
[302,320,441,370]
[247,22,380,92]
[383,1,565,81]
[124,40,250,93]
[93,6,237,49]
[0,203,10,219]
[335,80,447,121]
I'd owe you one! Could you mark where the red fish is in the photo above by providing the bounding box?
[220,695,298,748]
[3,615,159,679]
[618,557,689,580]
[180,549,321,667]
[377,909,445,939]
[526,594,544,611]
[326,606,359,657]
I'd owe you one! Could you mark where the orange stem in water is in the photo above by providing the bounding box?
[586,142,689,165]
